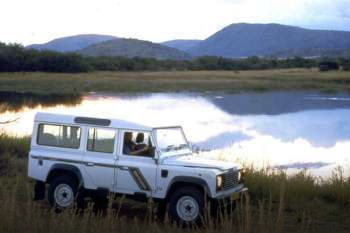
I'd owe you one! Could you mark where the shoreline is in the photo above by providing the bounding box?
[0,69,349,95]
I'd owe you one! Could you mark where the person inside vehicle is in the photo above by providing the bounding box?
[123,132,149,155]
[135,133,146,150]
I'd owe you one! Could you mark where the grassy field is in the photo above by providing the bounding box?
[0,133,349,233]
[0,69,349,94]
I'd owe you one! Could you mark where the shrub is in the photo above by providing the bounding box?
[318,60,340,72]
[338,58,350,71]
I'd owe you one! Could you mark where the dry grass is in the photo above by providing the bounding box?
[0,133,349,233]
[0,69,349,94]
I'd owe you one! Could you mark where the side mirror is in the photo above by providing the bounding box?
[188,142,198,153]
[149,146,156,157]
[188,142,193,150]
[149,146,160,164]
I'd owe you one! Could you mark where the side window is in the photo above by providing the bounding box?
[123,131,154,157]
[87,128,116,153]
[37,124,81,149]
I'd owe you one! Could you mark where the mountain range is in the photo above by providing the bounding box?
[187,23,350,58]
[27,34,118,52]
[78,38,191,60]
[26,23,350,59]
[161,39,202,51]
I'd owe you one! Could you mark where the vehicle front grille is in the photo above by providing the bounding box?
[222,170,240,190]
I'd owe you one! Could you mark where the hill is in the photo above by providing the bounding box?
[27,34,117,52]
[188,23,350,58]
[274,48,350,58]
[161,39,202,51]
[78,38,191,60]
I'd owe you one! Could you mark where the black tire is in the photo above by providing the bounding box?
[168,186,204,226]
[48,175,78,210]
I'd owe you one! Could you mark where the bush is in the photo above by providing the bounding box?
[338,58,350,71]
[318,60,340,72]
[0,43,90,72]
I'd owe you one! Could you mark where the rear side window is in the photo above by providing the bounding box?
[87,128,116,153]
[37,124,81,149]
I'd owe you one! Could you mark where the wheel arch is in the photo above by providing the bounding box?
[46,163,84,188]
[165,176,212,199]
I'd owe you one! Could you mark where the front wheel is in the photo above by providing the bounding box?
[48,176,78,210]
[168,186,204,226]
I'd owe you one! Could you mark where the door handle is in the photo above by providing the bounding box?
[118,166,129,171]
[85,162,95,167]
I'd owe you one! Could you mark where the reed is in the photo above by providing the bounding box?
[0,134,349,233]
[0,69,349,94]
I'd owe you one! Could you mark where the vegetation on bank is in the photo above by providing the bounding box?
[1,43,350,73]
[0,133,349,232]
[0,69,349,95]
[0,91,82,112]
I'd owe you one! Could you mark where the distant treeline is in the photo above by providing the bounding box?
[1,43,349,72]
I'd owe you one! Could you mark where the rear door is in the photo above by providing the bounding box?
[82,127,117,190]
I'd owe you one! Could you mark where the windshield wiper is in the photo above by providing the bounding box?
[178,144,188,149]
[165,145,176,152]
[164,144,188,152]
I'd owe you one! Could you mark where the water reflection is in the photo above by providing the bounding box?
[244,109,350,147]
[211,91,350,115]
[0,92,349,177]
[0,91,82,112]
[274,162,332,169]
[195,131,252,150]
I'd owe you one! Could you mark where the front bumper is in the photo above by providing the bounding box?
[214,184,248,200]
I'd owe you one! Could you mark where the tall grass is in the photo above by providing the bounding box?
[0,69,349,94]
[0,91,82,112]
[245,167,350,207]
[0,134,349,233]
[0,133,30,176]
[0,174,295,233]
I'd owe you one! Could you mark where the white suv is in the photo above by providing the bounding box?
[28,112,247,224]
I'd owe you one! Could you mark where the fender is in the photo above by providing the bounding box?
[166,176,213,198]
[46,163,84,187]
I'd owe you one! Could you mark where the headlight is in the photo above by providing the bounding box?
[216,175,223,191]
[239,169,246,183]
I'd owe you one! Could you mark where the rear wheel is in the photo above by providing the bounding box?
[48,175,78,210]
[168,186,204,226]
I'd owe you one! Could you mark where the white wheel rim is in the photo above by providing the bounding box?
[54,184,74,208]
[176,196,199,222]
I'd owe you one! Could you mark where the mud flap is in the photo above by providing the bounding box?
[34,181,45,201]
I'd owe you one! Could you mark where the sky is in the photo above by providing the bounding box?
[1,0,350,45]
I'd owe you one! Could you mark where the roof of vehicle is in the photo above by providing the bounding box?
[35,112,157,131]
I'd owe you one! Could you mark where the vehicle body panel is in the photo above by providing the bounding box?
[28,112,247,202]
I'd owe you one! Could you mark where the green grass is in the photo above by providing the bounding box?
[0,69,349,94]
[0,133,349,233]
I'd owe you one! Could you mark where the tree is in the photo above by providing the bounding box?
[338,58,350,71]
[318,60,340,72]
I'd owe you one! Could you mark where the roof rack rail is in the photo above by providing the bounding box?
[74,117,111,126]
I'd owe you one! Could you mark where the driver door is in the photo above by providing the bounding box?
[115,130,158,196]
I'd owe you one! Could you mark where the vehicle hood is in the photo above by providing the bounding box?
[161,155,241,171]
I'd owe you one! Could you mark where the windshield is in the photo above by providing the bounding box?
[154,127,191,157]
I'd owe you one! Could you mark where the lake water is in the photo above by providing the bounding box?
[1,91,350,177]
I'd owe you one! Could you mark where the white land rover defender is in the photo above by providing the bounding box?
[28,112,247,224]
